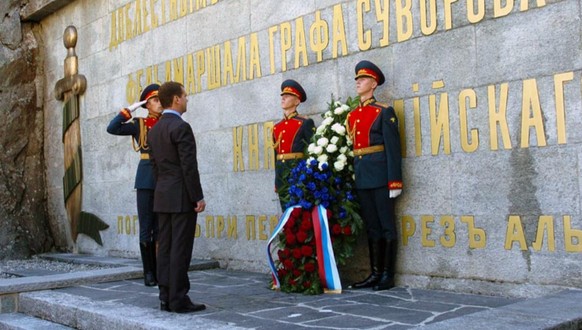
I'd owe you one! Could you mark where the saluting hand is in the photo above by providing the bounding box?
[127,100,147,112]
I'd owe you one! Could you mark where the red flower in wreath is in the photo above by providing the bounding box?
[291,208,302,218]
[300,219,313,231]
[342,226,352,236]
[292,248,302,259]
[286,232,296,245]
[301,245,313,257]
[304,262,316,273]
[332,224,342,235]
[296,230,308,243]
[283,259,294,269]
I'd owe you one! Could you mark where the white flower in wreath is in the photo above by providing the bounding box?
[317,137,329,147]
[324,111,333,118]
[331,123,346,136]
[334,104,349,115]
[317,154,328,164]
[330,136,340,145]
[316,125,326,134]
[339,146,348,154]
[307,143,316,154]
[334,160,346,171]
[322,117,334,127]
[337,153,347,162]
[326,144,338,153]
[312,145,323,155]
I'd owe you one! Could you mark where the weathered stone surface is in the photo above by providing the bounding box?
[0,2,53,260]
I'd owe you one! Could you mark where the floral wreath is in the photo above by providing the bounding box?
[272,96,363,294]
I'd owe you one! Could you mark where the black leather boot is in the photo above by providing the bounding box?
[373,239,397,291]
[350,239,384,289]
[140,242,157,287]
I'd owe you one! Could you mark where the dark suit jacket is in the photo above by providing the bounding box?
[147,112,204,213]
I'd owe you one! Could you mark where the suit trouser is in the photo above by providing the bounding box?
[136,189,158,242]
[357,187,397,240]
[157,211,197,310]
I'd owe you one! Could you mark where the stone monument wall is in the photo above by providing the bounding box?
[34,0,582,297]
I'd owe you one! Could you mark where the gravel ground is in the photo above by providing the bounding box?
[0,255,113,279]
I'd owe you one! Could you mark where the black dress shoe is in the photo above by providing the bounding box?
[160,301,170,312]
[173,302,206,314]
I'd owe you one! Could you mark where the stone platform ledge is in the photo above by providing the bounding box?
[0,254,219,295]
[38,253,220,271]
[18,291,240,330]
[0,266,143,295]
[420,289,582,330]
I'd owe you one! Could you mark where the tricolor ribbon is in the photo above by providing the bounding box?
[267,205,342,293]
[311,205,342,293]
[267,205,301,289]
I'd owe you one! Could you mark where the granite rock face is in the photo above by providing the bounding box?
[0,1,53,259]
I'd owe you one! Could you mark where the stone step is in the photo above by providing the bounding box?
[419,289,582,330]
[16,290,240,330]
[0,312,73,329]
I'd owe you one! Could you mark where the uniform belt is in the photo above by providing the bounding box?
[353,145,384,156]
[140,153,150,160]
[276,152,304,161]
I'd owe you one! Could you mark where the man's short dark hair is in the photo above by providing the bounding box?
[158,81,184,108]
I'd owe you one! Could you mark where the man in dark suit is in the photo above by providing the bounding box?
[106,83,162,287]
[346,60,402,291]
[147,81,206,313]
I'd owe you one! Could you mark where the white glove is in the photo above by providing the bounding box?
[127,100,147,112]
[389,189,402,198]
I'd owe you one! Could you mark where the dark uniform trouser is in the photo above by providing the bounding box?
[157,211,197,310]
[357,187,397,240]
[136,189,158,242]
[275,159,298,210]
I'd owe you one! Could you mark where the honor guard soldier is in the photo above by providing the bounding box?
[346,61,403,291]
[107,83,162,287]
[273,79,315,210]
